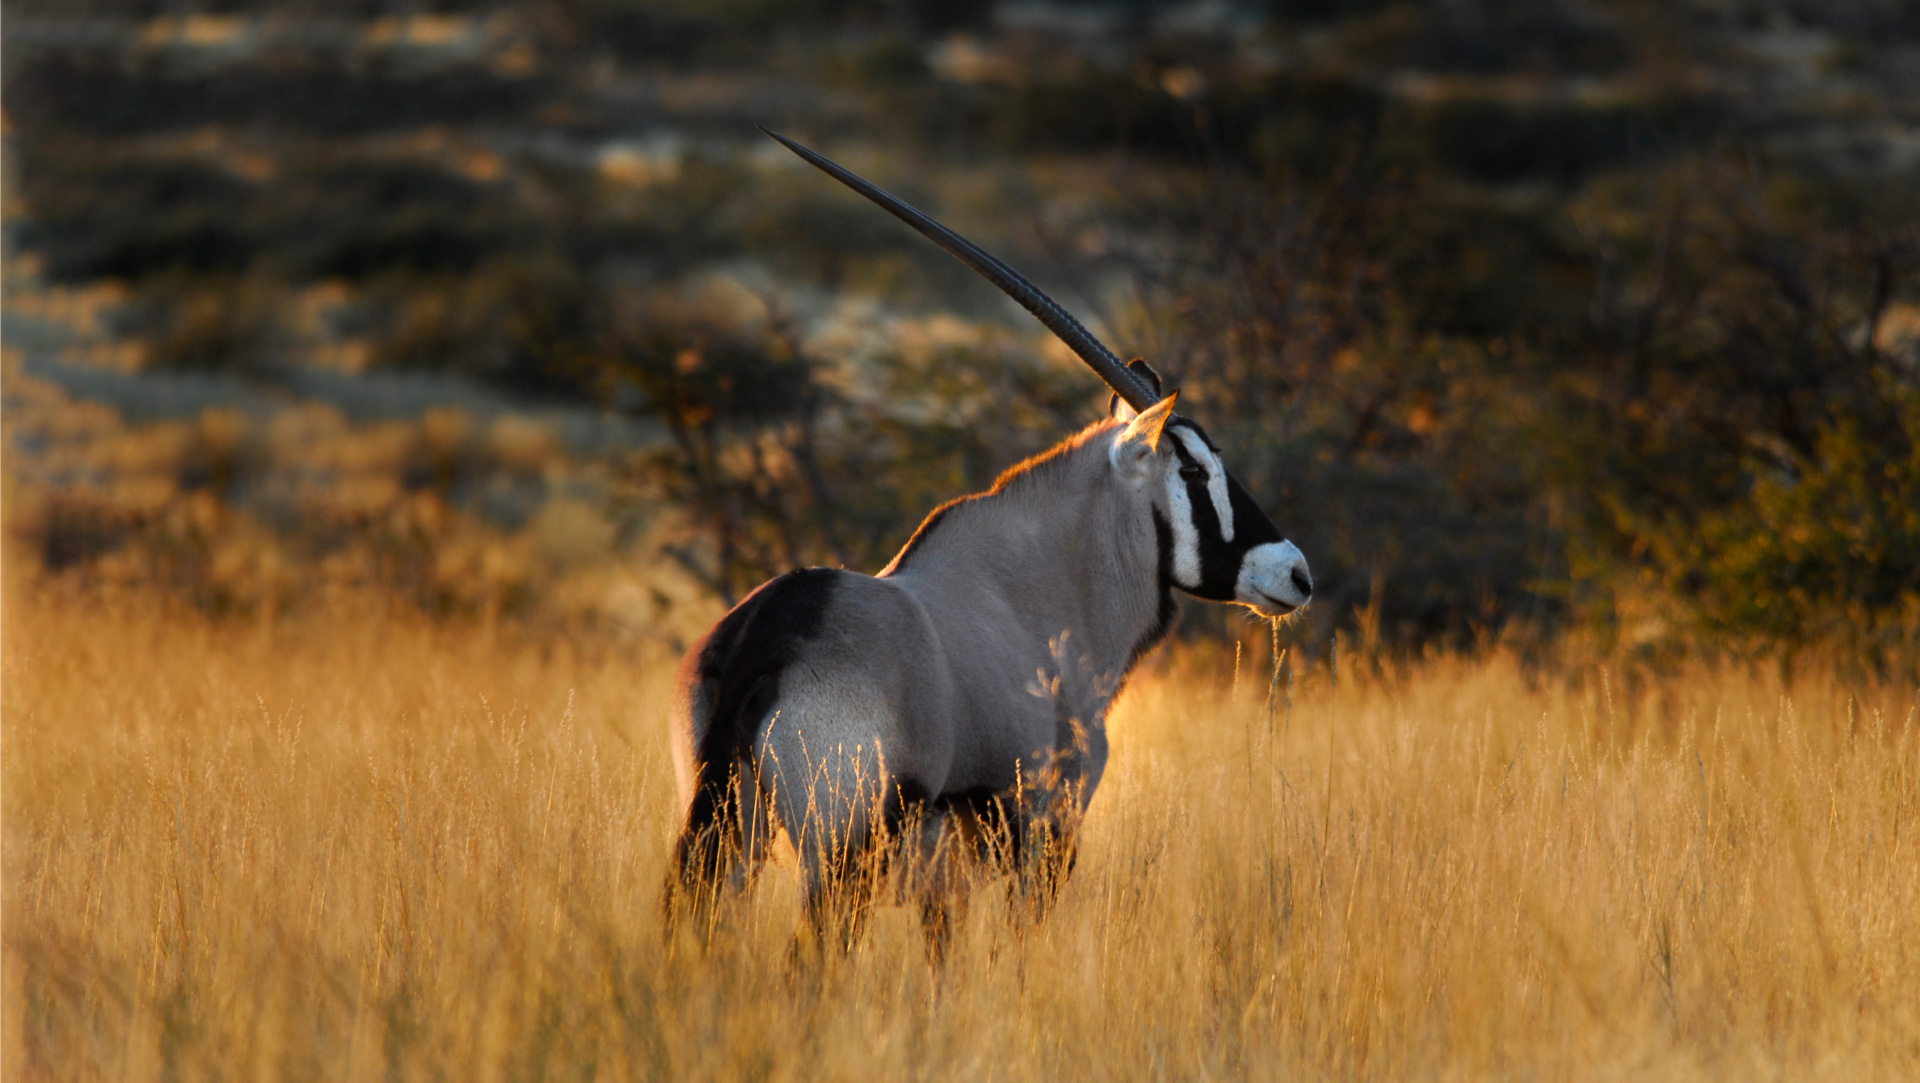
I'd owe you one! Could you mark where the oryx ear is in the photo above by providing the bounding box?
[1108,360,1165,422]
[1109,390,1179,478]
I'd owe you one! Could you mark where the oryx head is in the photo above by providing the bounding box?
[763,128,1312,617]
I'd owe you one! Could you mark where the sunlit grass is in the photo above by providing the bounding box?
[4,598,1916,1080]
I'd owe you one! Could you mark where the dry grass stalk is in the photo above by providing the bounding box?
[4,599,1916,1080]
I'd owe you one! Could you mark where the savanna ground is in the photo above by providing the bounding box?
[4,593,1915,1081]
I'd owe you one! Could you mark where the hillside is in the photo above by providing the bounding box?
[5,1,1918,655]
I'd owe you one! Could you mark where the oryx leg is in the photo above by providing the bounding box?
[905,789,1009,964]
[757,699,906,954]
[896,787,1079,952]
[1009,808,1079,920]
[1007,676,1107,921]
[1003,765,1095,922]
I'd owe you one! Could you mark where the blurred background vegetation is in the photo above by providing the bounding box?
[3,0,1917,662]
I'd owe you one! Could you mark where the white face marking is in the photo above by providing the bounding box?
[1164,455,1202,588]
[1170,427,1233,543]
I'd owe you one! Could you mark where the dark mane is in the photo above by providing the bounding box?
[880,420,1115,576]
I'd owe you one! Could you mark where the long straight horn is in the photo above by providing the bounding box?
[760,127,1160,412]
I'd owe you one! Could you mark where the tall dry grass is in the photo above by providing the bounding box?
[4,597,1917,1080]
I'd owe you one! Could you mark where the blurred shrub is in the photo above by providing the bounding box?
[3,373,709,636]
[1693,389,1920,646]
[1551,163,1920,657]
[1339,3,1634,76]
[4,53,551,136]
[1133,133,1918,655]
[1412,93,1728,186]
[4,0,1917,660]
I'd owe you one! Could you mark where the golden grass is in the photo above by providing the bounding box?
[4,598,1917,1080]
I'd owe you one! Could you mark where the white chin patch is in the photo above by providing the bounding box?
[1235,541,1311,614]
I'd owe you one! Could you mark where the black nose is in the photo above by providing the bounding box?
[1290,567,1313,599]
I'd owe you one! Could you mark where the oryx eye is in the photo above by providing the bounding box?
[1179,463,1206,482]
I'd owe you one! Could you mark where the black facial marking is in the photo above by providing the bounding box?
[1164,428,1236,597]
[1226,475,1284,549]
[1166,420,1285,602]
[1176,417,1220,452]
[676,567,840,886]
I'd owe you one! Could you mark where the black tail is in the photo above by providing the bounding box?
[672,764,745,891]
[667,568,840,909]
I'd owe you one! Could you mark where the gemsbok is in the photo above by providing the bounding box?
[667,128,1312,950]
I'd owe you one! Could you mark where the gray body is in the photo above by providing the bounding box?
[670,403,1311,921]
[669,130,1313,939]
